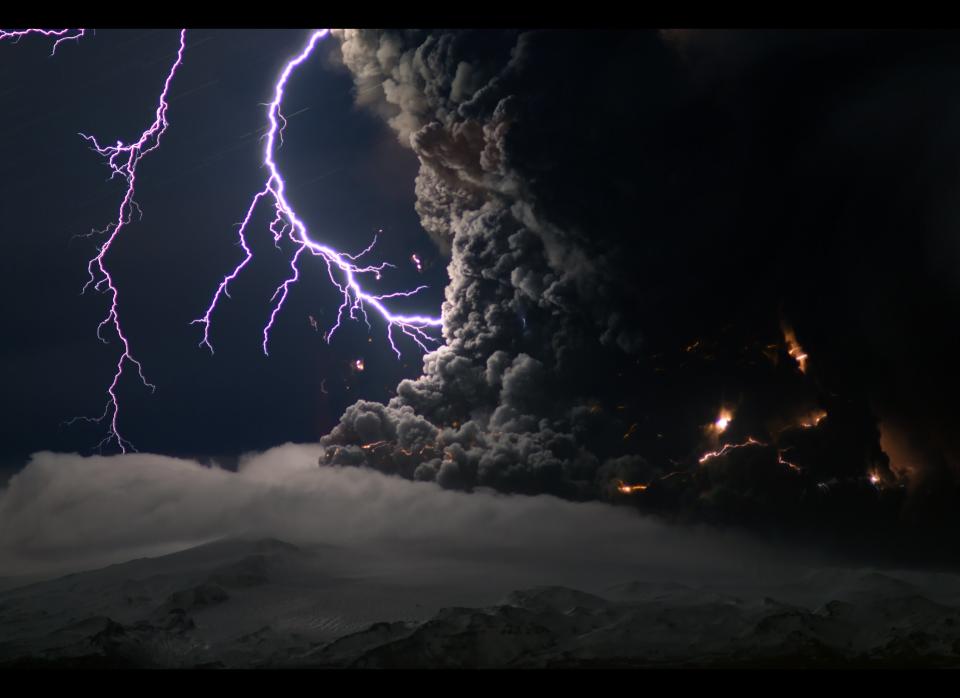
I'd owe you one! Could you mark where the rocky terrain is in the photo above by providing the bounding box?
[2,538,959,668]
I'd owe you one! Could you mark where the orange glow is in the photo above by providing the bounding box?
[353,358,365,371]
[777,449,802,472]
[879,420,919,481]
[361,440,389,451]
[709,408,733,435]
[699,437,764,464]
[617,481,649,494]
[799,410,827,429]
[623,422,638,440]
[782,324,808,374]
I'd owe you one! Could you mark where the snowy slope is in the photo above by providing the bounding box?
[303,581,960,668]
[2,538,960,668]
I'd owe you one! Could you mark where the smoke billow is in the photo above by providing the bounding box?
[320,29,960,564]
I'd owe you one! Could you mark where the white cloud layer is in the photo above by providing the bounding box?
[0,444,817,585]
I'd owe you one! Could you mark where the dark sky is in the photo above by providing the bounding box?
[6,28,960,565]
[0,29,445,471]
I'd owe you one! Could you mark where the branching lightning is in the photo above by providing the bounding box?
[7,28,440,454]
[63,29,188,452]
[193,29,443,359]
[698,437,765,465]
[0,28,87,55]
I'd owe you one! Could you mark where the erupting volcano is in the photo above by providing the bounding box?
[4,26,960,670]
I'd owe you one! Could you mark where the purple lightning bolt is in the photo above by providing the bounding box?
[64,29,188,452]
[193,29,443,359]
[0,28,87,55]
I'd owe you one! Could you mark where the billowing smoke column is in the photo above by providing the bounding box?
[194,29,442,359]
[319,29,784,495]
[315,31,756,490]
[7,28,960,563]
[319,29,960,563]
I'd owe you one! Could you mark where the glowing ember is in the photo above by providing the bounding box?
[623,422,638,440]
[799,410,828,429]
[777,449,802,472]
[353,358,365,372]
[617,481,649,494]
[869,471,881,486]
[715,409,732,433]
[782,323,808,374]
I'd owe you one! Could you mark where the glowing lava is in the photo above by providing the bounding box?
[782,323,808,374]
[617,481,649,494]
[361,440,389,452]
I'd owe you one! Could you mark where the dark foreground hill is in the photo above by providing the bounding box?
[3,538,960,668]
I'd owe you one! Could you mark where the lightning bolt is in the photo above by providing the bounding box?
[698,437,765,465]
[193,29,443,359]
[0,28,87,55]
[62,29,188,452]
[7,28,441,453]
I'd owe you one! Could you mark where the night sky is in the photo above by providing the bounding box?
[5,28,960,568]
[11,25,960,672]
[0,29,444,472]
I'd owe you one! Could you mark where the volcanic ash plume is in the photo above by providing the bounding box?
[321,29,678,497]
[319,29,957,563]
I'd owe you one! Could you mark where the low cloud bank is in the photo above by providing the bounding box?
[1,444,820,585]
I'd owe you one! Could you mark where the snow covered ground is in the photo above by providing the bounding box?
[2,537,960,668]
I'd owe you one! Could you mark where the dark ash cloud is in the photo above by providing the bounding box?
[319,29,960,566]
